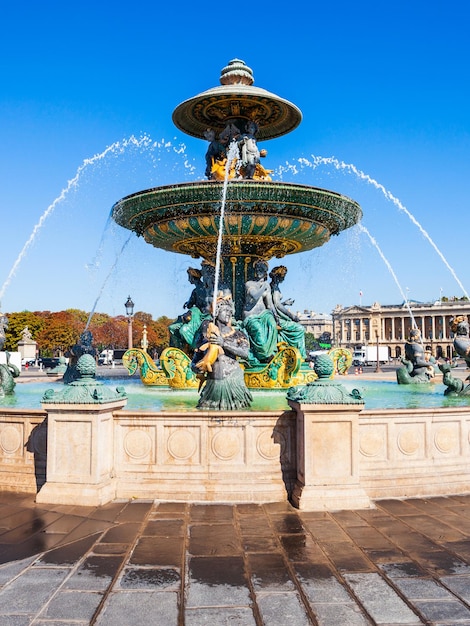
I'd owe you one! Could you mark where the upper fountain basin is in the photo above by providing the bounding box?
[112,180,362,261]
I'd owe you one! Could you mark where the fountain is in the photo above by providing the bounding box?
[112,59,361,397]
[2,59,470,511]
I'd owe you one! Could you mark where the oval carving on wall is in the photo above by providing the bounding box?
[0,426,21,454]
[167,430,197,460]
[123,429,152,459]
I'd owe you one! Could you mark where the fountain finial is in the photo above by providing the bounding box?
[220,59,254,86]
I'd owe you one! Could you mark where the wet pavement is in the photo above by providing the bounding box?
[1,493,470,624]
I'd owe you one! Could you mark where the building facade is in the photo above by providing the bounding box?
[331,300,470,360]
[296,310,333,342]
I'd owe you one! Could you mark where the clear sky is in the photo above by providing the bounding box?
[1,1,469,321]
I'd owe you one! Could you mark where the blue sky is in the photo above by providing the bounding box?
[1,1,469,321]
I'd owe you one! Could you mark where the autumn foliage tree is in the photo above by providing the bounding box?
[3,311,45,351]
[4,308,173,357]
[35,311,82,356]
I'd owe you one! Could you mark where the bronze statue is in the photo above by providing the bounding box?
[203,129,226,179]
[269,265,306,358]
[242,260,279,365]
[238,121,260,179]
[169,267,211,351]
[0,352,20,397]
[0,313,8,351]
[438,315,470,396]
[396,328,436,384]
[63,330,96,383]
[439,361,470,396]
[192,295,252,410]
[450,315,470,368]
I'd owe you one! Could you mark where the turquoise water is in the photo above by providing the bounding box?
[2,378,470,411]
[340,379,470,410]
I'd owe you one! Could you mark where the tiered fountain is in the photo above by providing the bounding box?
[3,60,469,511]
[112,59,362,397]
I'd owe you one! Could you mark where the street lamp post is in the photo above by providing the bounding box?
[125,296,134,349]
[375,331,382,373]
[372,317,382,374]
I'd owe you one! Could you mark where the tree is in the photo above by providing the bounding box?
[4,312,44,351]
[149,316,172,355]
[109,316,131,349]
[304,332,318,353]
[3,308,174,356]
[35,311,82,356]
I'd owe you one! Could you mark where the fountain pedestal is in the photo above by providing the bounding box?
[289,401,371,510]
[287,354,371,510]
[36,400,126,506]
[35,355,127,506]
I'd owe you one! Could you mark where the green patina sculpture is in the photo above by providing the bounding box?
[191,295,252,410]
[63,330,96,383]
[439,361,470,396]
[450,315,470,369]
[287,354,364,405]
[0,314,20,396]
[0,352,20,397]
[396,328,437,384]
[112,60,362,402]
[438,315,470,396]
[42,354,127,404]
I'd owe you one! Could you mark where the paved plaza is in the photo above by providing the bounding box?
[2,491,470,625]
[3,364,470,624]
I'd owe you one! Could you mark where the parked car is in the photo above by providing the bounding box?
[21,358,36,366]
[39,357,61,369]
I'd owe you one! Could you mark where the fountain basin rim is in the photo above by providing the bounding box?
[111,180,363,258]
[112,180,361,209]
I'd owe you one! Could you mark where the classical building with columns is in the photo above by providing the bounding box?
[331,299,470,360]
[296,310,333,340]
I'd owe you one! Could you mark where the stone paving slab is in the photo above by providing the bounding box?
[1,492,470,624]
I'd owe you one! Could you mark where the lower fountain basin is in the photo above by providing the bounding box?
[5,378,470,411]
[4,377,470,508]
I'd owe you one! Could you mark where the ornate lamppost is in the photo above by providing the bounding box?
[371,316,382,373]
[124,296,134,349]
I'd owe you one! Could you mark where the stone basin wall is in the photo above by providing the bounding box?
[0,405,469,509]
[359,406,470,499]
[0,408,47,493]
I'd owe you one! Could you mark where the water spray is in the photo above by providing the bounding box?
[279,156,469,299]
[211,141,239,318]
[0,135,195,307]
[358,224,421,340]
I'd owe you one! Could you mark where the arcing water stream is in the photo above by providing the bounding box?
[84,233,133,331]
[358,224,418,331]
[0,135,195,310]
[211,141,240,317]
[277,156,469,299]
